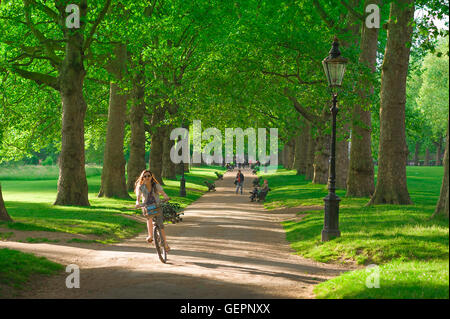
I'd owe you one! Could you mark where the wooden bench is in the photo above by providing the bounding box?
[257,188,271,202]
[204,181,216,192]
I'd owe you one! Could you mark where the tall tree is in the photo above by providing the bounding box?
[0,184,12,222]
[346,0,380,197]
[0,0,112,206]
[433,127,449,218]
[368,0,415,205]
[127,58,147,191]
[98,43,130,199]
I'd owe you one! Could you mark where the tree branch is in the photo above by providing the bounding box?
[9,67,60,91]
[340,0,364,21]
[312,0,335,29]
[27,0,60,23]
[262,70,324,85]
[23,0,62,67]
[83,0,112,51]
[283,88,321,124]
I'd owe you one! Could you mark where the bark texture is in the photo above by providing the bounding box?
[99,43,130,199]
[368,0,414,205]
[336,131,349,190]
[0,184,12,222]
[162,125,177,179]
[435,137,443,166]
[149,130,164,184]
[313,131,330,184]
[127,66,147,191]
[305,130,315,180]
[286,138,295,170]
[293,133,303,175]
[433,129,449,218]
[298,122,310,175]
[54,29,89,206]
[347,1,377,196]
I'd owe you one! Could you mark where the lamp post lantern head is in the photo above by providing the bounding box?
[322,37,348,88]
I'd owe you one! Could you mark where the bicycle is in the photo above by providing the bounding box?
[136,200,169,263]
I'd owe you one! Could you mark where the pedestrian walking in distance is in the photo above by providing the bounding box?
[235,170,244,195]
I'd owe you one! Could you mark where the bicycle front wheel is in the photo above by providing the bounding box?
[153,226,167,263]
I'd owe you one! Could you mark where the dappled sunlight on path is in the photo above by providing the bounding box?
[1,168,357,298]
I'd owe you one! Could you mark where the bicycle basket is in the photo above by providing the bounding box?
[144,205,161,217]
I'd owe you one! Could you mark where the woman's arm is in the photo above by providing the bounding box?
[156,184,170,201]
[135,187,142,207]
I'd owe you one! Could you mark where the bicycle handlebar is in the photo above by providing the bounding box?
[135,198,170,209]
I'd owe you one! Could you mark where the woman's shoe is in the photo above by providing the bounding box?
[146,236,153,243]
[164,245,171,252]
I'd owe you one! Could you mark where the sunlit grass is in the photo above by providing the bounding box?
[314,260,449,299]
[0,165,102,181]
[0,248,63,296]
[260,166,449,298]
[0,165,226,241]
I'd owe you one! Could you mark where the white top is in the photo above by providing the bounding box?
[136,183,164,206]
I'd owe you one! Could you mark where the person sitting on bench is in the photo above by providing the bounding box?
[257,180,270,202]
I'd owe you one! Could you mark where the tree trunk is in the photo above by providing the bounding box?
[336,130,349,190]
[347,1,377,197]
[305,130,315,180]
[293,133,303,175]
[413,142,420,166]
[280,146,286,168]
[162,125,177,179]
[149,128,165,185]
[368,0,414,205]
[347,105,375,196]
[313,131,330,184]
[286,138,295,170]
[127,66,147,191]
[433,128,448,218]
[99,44,130,199]
[298,121,310,175]
[54,35,89,206]
[0,184,12,222]
[435,138,443,166]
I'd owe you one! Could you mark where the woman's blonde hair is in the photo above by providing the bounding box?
[134,170,160,196]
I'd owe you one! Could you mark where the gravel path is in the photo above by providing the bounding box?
[1,169,357,298]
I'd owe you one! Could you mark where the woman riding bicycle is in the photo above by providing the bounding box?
[135,170,171,252]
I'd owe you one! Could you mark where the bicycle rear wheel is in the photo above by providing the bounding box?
[153,226,167,263]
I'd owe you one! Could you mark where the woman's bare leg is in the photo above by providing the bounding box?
[146,218,153,239]
[161,229,170,250]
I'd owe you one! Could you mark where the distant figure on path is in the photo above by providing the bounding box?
[135,170,171,251]
[261,179,269,192]
[235,170,244,195]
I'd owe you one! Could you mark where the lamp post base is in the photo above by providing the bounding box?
[180,176,186,197]
[322,192,341,241]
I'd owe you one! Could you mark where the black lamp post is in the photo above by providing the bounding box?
[179,121,187,197]
[321,37,348,242]
[180,165,186,197]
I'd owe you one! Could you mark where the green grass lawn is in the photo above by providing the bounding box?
[0,248,64,296]
[0,164,225,242]
[259,166,449,299]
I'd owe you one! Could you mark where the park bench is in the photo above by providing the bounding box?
[215,172,223,180]
[249,187,259,202]
[204,180,216,192]
[257,188,271,202]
